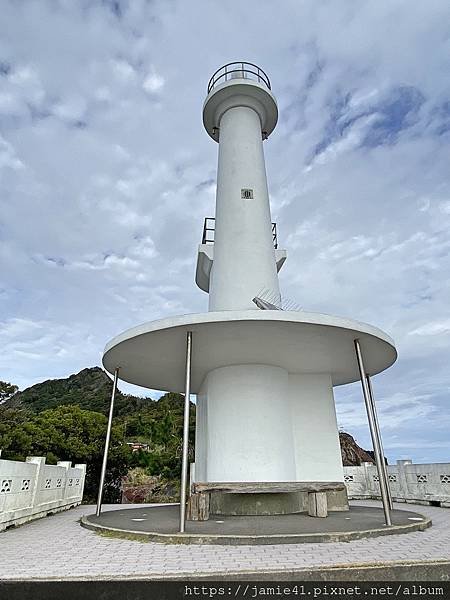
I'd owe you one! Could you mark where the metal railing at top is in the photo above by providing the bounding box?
[207,62,271,94]
[201,217,278,249]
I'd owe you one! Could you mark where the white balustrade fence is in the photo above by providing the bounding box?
[344,460,450,507]
[0,456,86,531]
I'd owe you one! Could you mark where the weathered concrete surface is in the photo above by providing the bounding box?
[209,491,305,516]
[81,504,431,545]
[0,501,449,581]
[172,561,450,581]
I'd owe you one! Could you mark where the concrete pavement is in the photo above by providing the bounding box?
[0,501,449,580]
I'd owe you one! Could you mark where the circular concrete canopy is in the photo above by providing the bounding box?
[103,310,397,394]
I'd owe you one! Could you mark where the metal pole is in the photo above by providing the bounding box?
[367,375,393,510]
[96,367,119,517]
[179,331,193,533]
[354,339,392,526]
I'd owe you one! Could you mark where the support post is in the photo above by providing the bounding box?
[354,339,392,526]
[96,367,119,517]
[179,331,193,533]
[366,374,393,510]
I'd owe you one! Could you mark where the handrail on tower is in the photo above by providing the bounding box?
[202,217,278,249]
[207,62,271,94]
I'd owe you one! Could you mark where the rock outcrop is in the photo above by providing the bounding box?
[339,432,376,466]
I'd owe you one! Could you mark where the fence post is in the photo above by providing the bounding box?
[26,456,46,511]
[56,461,71,502]
[75,464,87,504]
[397,459,412,502]
[362,461,372,497]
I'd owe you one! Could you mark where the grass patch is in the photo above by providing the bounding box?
[96,528,150,543]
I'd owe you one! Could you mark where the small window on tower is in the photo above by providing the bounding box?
[241,188,254,199]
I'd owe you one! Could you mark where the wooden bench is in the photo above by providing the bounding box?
[186,481,345,521]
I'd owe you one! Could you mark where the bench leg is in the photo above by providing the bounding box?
[187,492,210,521]
[308,491,328,518]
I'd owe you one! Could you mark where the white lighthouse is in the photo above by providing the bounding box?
[200,64,281,312]
[102,62,397,521]
[195,64,297,483]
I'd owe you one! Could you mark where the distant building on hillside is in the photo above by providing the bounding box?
[126,442,149,453]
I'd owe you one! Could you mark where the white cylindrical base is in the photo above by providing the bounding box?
[194,369,344,484]
[289,374,344,482]
[202,364,296,481]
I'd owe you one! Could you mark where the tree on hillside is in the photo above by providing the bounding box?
[120,392,196,479]
[0,380,18,404]
[4,367,149,415]
[0,404,132,502]
[0,371,198,503]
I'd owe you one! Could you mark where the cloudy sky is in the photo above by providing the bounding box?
[1,0,449,463]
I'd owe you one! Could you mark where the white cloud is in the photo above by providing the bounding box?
[311,114,379,166]
[0,135,24,169]
[112,59,137,83]
[410,320,450,336]
[142,71,165,94]
[52,95,87,121]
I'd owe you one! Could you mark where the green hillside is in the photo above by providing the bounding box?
[4,367,147,416]
[0,368,195,503]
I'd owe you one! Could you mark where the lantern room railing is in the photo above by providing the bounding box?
[207,62,271,94]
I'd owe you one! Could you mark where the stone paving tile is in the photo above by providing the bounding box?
[0,501,449,579]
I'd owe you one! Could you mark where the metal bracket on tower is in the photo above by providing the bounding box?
[252,296,283,310]
[254,288,303,311]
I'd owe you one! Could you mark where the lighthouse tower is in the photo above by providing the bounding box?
[103,62,397,516]
[200,64,281,312]
[195,63,319,483]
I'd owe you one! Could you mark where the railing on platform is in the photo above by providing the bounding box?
[207,62,271,94]
[201,217,278,249]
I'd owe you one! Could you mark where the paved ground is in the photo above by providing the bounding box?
[0,501,449,580]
